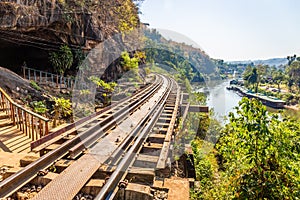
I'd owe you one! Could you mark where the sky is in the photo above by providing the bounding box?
[139,0,300,61]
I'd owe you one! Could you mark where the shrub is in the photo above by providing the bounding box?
[31,101,47,115]
[30,80,41,91]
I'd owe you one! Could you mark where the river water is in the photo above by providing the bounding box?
[202,80,241,123]
[199,80,299,124]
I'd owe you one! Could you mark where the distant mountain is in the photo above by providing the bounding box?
[228,58,288,67]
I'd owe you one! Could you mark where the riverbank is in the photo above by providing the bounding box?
[226,85,285,109]
[284,104,299,111]
[203,79,300,124]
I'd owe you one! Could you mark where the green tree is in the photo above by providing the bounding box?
[49,45,73,76]
[286,60,300,92]
[216,98,300,199]
[51,97,72,127]
[287,54,297,66]
[89,76,117,105]
[244,67,258,92]
[116,0,139,32]
[271,69,284,92]
[121,51,139,70]
[89,76,117,92]
[190,139,215,200]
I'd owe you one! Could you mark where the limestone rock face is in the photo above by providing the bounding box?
[0,3,47,30]
[0,0,126,47]
[0,0,141,80]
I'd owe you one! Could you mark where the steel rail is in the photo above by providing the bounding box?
[69,76,165,159]
[0,75,164,198]
[30,75,170,200]
[104,78,175,167]
[31,75,160,150]
[95,77,174,200]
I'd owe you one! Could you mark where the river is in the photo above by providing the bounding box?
[199,80,299,124]
[203,80,241,123]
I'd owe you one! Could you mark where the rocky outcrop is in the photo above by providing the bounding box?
[0,1,98,47]
[0,2,47,31]
[0,66,48,104]
[0,0,139,48]
[0,0,140,72]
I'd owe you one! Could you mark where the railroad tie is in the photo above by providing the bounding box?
[32,154,101,200]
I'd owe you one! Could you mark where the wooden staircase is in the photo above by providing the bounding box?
[0,86,50,154]
[0,109,31,153]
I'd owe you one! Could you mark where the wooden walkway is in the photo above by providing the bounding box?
[0,110,31,153]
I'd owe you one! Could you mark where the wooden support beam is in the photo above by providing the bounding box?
[181,105,209,113]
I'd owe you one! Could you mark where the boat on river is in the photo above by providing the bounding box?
[226,85,285,109]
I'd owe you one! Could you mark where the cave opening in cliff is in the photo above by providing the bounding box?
[0,38,52,74]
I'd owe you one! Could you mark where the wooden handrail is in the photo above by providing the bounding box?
[0,87,49,141]
[0,86,13,102]
[22,66,75,89]
[13,101,49,122]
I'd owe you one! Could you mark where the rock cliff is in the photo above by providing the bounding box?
[0,0,140,70]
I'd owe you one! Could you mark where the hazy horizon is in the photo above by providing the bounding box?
[140,0,300,61]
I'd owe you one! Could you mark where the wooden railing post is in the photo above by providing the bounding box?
[0,87,50,142]
[1,93,4,110]
[51,74,54,85]
[24,112,28,136]
[11,103,15,125]
[28,68,31,80]
[39,70,42,83]
[31,115,34,141]
[23,66,25,79]
[60,76,63,89]
[34,70,37,82]
[45,121,49,136]
[23,67,74,89]
[39,119,42,138]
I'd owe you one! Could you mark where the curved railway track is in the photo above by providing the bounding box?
[97,77,180,200]
[0,74,180,200]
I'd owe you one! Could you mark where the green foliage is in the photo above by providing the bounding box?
[30,80,41,91]
[74,49,86,67]
[190,139,218,200]
[243,67,258,92]
[88,76,117,92]
[271,69,284,91]
[134,51,146,63]
[287,54,297,66]
[216,97,300,199]
[49,45,73,75]
[51,97,72,127]
[79,89,91,96]
[144,29,213,83]
[286,60,300,92]
[88,76,118,105]
[116,0,139,32]
[144,67,151,75]
[121,51,139,71]
[192,92,207,104]
[194,110,221,144]
[31,101,47,115]
[120,51,144,83]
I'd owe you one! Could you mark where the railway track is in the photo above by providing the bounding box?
[0,75,180,200]
[96,77,180,200]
